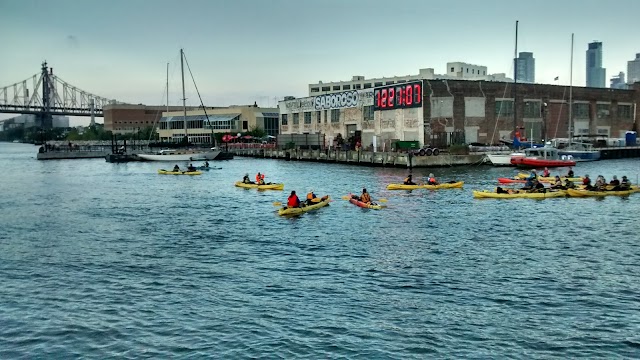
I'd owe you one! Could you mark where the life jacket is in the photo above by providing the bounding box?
[256,174,263,183]
[583,178,590,185]
[543,170,550,177]
[428,177,437,184]
[404,177,411,184]
[360,192,371,203]
[287,195,299,207]
[307,192,316,200]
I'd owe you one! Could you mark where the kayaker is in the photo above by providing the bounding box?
[528,179,545,193]
[287,191,301,208]
[359,188,372,204]
[619,176,631,190]
[566,167,574,177]
[564,178,576,189]
[550,175,563,189]
[609,175,620,186]
[204,161,209,168]
[306,189,318,205]
[404,174,416,185]
[427,173,438,185]
[595,175,607,190]
[173,164,180,172]
[242,173,252,184]
[187,163,196,172]
[543,167,550,177]
[528,170,537,180]
[582,175,591,186]
[256,172,265,185]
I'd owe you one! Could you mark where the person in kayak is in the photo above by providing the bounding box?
[594,175,607,190]
[564,178,576,189]
[582,174,592,189]
[426,173,438,185]
[204,161,209,168]
[404,174,416,185]
[352,188,372,204]
[566,167,574,178]
[173,164,180,172]
[242,173,253,184]
[609,175,620,186]
[187,163,196,172]
[256,172,265,185]
[619,176,631,190]
[527,179,546,193]
[550,175,563,189]
[287,191,301,208]
[543,167,550,177]
[306,189,319,205]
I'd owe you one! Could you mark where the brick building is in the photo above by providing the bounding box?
[103,104,185,134]
[279,80,640,148]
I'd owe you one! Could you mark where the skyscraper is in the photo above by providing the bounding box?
[586,41,606,88]
[516,52,535,83]
[610,72,627,89]
[628,53,640,84]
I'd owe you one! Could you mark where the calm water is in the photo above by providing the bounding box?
[1,142,640,359]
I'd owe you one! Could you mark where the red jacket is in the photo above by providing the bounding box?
[287,195,300,207]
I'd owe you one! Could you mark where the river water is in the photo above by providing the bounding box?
[1,142,640,359]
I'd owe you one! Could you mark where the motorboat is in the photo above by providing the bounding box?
[510,146,576,168]
[557,142,601,162]
[486,152,526,166]
[137,148,221,161]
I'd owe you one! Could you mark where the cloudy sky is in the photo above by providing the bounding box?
[1,0,639,125]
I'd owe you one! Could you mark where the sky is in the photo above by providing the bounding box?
[1,0,639,126]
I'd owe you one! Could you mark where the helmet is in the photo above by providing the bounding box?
[429,173,434,178]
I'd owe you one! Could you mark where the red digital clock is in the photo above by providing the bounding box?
[373,80,423,111]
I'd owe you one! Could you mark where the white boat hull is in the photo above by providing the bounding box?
[486,153,525,166]
[137,150,221,161]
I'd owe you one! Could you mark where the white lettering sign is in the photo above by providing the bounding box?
[314,90,359,110]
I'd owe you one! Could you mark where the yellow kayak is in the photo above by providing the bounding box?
[566,187,640,197]
[158,169,202,175]
[278,196,330,216]
[517,173,582,182]
[473,189,567,199]
[386,181,464,190]
[234,181,284,190]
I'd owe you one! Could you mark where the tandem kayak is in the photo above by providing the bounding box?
[566,188,640,197]
[386,181,464,190]
[158,169,202,175]
[195,166,221,170]
[516,173,583,182]
[234,181,284,190]
[348,196,383,210]
[473,189,567,199]
[278,196,330,216]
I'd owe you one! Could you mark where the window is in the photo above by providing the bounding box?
[385,81,395,85]
[364,105,374,121]
[333,85,340,91]
[450,67,454,72]
[242,120,248,130]
[281,114,288,125]
[293,113,299,125]
[311,87,319,93]
[618,104,632,119]
[483,71,486,75]
[342,85,351,90]
[596,104,610,119]
[322,86,330,91]
[397,79,406,83]
[374,82,383,87]
[466,68,469,73]
[264,116,279,136]
[573,103,589,118]
[331,109,340,123]
[324,110,328,123]
[577,128,589,134]
[495,100,514,117]
[363,83,372,89]
[597,128,610,135]
[316,111,321,123]
[354,84,361,89]
[523,101,541,118]
[304,112,311,124]
[472,69,475,74]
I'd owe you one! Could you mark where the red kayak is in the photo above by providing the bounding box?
[348,196,383,210]
[498,177,526,184]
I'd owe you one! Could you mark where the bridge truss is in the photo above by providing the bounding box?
[0,62,121,127]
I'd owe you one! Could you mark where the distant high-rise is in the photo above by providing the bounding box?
[586,41,606,88]
[628,53,640,84]
[515,52,535,83]
[610,72,627,89]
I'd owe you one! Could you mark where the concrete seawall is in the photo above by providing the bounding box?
[231,148,486,168]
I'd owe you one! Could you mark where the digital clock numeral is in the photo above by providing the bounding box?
[396,87,403,107]
[381,89,387,108]
[405,85,413,106]
[388,88,394,108]
[413,84,421,104]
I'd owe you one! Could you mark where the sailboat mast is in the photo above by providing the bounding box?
[569,33,574,145]
[166,62,169,114]
[513,20,518,138]
[181,49,187,144]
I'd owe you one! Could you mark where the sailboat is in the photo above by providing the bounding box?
[556,33,601,162]
[485,21,526,166]
[138,49,221,162]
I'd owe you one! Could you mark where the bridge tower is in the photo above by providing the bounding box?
[38,61,53,129]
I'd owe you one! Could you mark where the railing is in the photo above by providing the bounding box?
[223,143,277,149]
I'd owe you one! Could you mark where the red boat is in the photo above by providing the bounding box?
[510,147,576,168]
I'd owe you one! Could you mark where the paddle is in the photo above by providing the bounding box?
[273,202,282,206]
[341,195,387,202]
